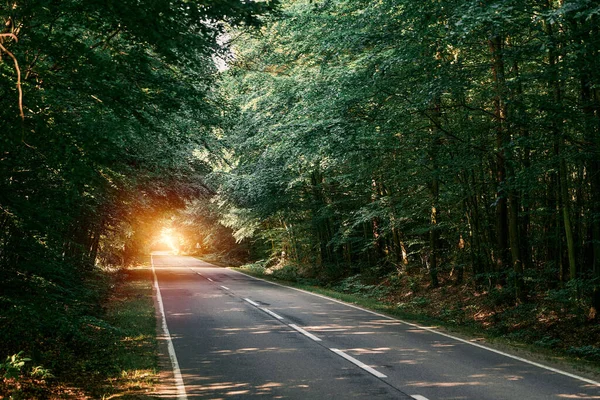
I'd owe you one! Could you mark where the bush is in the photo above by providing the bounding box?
[0,352,31,380]
[534,336,561,349]
[269,264,301,282]
[567,346,600,362]
[242,260,268,274]
[331,274,392,299]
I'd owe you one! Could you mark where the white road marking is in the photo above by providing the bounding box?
[220,285,229,290]
[289,324,322,342]
[151,255,188,400]
[244,298,260,307]
[244,297,285,320]
[261,307,284,320]
[194,271,214,282]
[232,269,395,318]
[231,268,600,387]
[330,348,387,378]
[411,396,429,400]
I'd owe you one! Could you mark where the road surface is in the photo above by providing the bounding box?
[151,253,600,399]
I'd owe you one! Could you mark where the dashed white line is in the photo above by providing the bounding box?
[261,307,284,320]
[231,269,391,319]
[230,268,600,387]
[244,298,285,321]
[194,271,214,282]
[330,348,387,378]
[244,298,260,307]
[411,396,429,400]
[190,265,407,389]
[289,324,322,342]
[152,255,188,400]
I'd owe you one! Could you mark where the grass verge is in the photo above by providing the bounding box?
[0,266,159,399]
[96,267,159,399]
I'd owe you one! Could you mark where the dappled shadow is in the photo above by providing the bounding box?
[152,289,409,399]
[150,256,600,400]
[180,376,309,398]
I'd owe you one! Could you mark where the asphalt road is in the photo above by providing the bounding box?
[152,253,600,399]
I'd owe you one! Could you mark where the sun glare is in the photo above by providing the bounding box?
[160,228,179,253]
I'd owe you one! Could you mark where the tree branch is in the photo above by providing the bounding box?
[90,26,122,50]
[0,33,24,120]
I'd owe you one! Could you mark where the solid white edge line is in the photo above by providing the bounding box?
[261,307,284,320]
[230,268,600,387]
[244,298,260,307]
[220,285,229,290]
[330,348,387,378]
[151,255,188,400]
[289,324,322,342]
[411,395,429,400]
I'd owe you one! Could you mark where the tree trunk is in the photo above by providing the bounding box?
[544,4,577,282]
[559,158,577,280]
[428,96,442,288]
[576,13,600,315]
[489,35,510,277]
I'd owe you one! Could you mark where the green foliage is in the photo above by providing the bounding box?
[438,306,468,325]
[534,337,562,349]
[0,268,158,398]
[409,297,432,308]
[29,365,53,380]
[0,0,278,394]
[567,346,600,362]
[3,0,600,390]
[268,264,303,282]
[332,275,393,300]
[0,352,31,380]
[212,0,600,312]
[242,260,268,274]
[486,286,520,308]
[407,277,421,294]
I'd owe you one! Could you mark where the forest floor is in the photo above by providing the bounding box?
[0,267,158,399]
[230,262,600,380]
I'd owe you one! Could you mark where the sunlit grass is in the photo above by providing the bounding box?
[97,268,159,399]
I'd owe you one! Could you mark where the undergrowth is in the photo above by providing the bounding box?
[0,266,158,399]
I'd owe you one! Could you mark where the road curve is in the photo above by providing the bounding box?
[152,254,600,400]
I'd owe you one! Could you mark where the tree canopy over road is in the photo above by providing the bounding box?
[0,0,276,395]
[2,0,600,395]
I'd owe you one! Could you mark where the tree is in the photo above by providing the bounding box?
[0,0,278,384]
[214,0,600,310]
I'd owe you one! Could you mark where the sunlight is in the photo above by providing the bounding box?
[160,227,180,253]
[407,381,485,388]
[347,347,391,355]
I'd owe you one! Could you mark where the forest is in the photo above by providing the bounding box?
[2,0,600,396]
